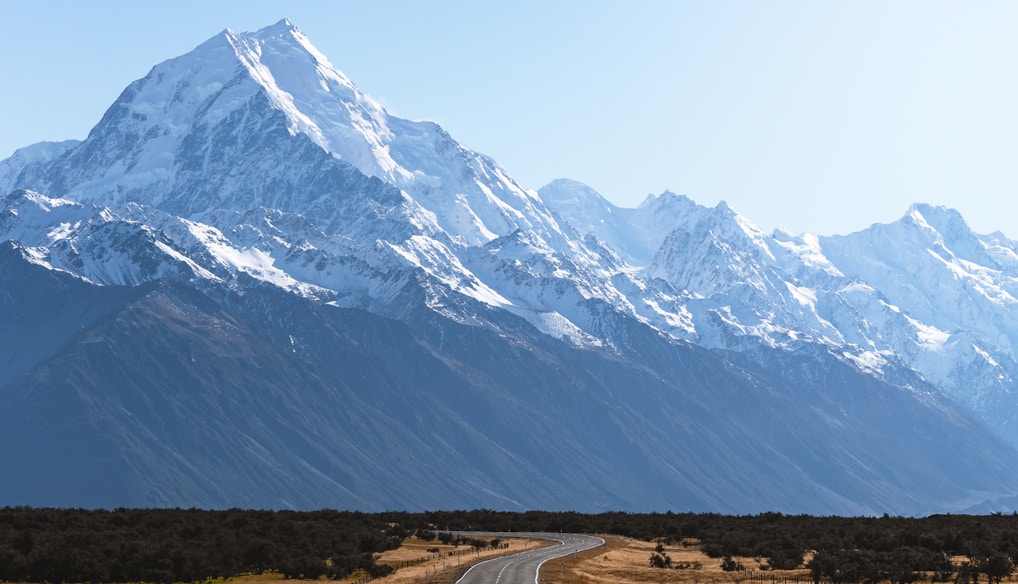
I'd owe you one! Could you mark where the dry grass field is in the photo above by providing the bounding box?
[228,535,554,584]
[350,535,812,584]
[353,535,553,584]
[539,536,809,584]
[223,535,805,584]
[226,533,1018,584]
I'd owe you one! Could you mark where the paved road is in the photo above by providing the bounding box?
[453,532,604,584]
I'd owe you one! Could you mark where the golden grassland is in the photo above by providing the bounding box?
[37,533,1018,584]
[539,536,808,584]
[227,535,806,584]
[539,538,1018,584]
[225,536,554,584]
[354,535,554,584]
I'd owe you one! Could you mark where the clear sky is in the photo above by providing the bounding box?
[2,1,1017,237]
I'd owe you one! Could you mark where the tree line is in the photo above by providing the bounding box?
[384,510,1018,583]
[0,507,401,583]
[4,508,1018,583]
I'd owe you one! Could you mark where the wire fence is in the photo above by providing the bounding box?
[744,572,815,584]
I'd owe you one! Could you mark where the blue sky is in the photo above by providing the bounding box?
[2,1,1017,237]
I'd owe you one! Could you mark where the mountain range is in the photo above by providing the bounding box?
[2,19,1018,515]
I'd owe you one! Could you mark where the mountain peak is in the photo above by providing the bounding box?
[0,20,570,248]
[16,20,406,208]
[539,179,615,211]
[638,190,684,209]
[222,19,300,44]
[905,203,969,234]
[892,203,986,259]
[258,18,298,36]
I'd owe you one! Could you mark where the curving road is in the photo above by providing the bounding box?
[453,532,604,584]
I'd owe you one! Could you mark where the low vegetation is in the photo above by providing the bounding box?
[0,508,402,582]
[4,508,1018,583]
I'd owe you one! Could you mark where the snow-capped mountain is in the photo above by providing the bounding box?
[2,19,623,342]
[15,18,566,248]
[2,19,1018,514]
[545,180,1018,445]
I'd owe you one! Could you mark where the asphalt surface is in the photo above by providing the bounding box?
[452,532,604,584]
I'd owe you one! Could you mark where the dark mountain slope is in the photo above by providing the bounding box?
[2,249,1015,513]
[0,242,149,387]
